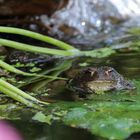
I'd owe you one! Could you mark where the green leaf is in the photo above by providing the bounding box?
[63,103,140,139]
[32,112,52,125]
[1,79,140,139]
[43,80,140,139]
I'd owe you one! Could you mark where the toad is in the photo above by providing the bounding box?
[68,66,135,97]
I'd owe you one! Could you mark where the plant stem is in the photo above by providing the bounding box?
[0,60,66,80]
[0,85,40,108]
[17,60,71,88]
[81,48,115,58]
[0,59,37,75]
[0,38,116,58]
[0,79,49,105]
[0,84,39,108]
[31,59,72,91]
[0,26,77,51]
[0,38,77,56]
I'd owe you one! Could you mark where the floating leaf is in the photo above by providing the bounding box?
[32,112,52,125]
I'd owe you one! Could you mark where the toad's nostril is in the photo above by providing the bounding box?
[126,82,136,89]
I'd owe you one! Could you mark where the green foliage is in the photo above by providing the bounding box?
[2,81,140,139]
[0,26,140,139]
[63,103,140,139]
[0,26,117,107]
[0,79,49,108]
[0,26,117,58]
[128,27,140,35]
[0,26,77,51]
[33,80,140,140]
[32,112,52,125]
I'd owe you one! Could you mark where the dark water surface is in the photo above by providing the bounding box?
[10,121,98,140]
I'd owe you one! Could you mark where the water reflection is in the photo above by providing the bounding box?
[71,53,140,79]
[11,121,98,140]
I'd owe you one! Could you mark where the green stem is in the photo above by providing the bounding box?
[0,59,38,76]
[0,38,116,59]
[0,38,115,58]
[0,60,66,80]
[0,38,76,56]
[17,60,71,88]
[0,79,49,105]
[0,26,77,51]
[0,85,39,108]
[81,48,115,58]
[32,60,72,91]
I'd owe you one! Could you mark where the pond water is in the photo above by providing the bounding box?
[0,1,140,139]
[9,121,96,140]
[3,52,140,140]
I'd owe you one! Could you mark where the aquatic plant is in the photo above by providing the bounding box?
[0,26,140,139]
[0,26,115,107]
[0,26,115,57]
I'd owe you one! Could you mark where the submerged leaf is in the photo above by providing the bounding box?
[41,80,140,139]
[63,102,140,139]
[32,112,52,125]
[1,80,140,139]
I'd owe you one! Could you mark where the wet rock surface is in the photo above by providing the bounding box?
[47,0,140,46]
[0,0,140,48]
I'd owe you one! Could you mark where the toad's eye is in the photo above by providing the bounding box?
[105,69,113,76]
[90,71,96,76]
[87,68,96,71]
[86,68,97,75]
[108,69,113,73]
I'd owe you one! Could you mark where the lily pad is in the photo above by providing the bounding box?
[1,80,140,139]
[44,80,140,139]
[62,102,140,139]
